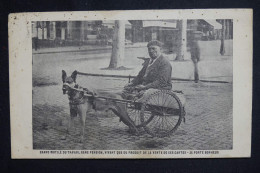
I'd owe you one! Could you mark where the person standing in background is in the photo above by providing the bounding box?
[189,31,202,83]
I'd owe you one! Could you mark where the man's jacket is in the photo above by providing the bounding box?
[132,54,172,90]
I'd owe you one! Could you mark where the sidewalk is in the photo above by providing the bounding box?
[33,40,232,56]
[32,40,233,83]
[33,42,148,54]
[33,80,232,150]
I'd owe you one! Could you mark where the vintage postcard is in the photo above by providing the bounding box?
[9,9,252,158]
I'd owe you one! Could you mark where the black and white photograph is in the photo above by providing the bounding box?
[9,10,252,158]
[32,19,233,149]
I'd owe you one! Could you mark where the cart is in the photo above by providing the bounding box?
[84,88,186,138]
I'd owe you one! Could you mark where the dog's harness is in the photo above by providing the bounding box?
[64,82,96,117]
[63,82,95,106]
[69,94,85,105]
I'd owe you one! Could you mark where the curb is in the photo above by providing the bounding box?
[32,45,147,55]
[78,72,231,84]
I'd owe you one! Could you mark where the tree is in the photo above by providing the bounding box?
[108,20,126,69]
[80,21,85,43]
[175,19,187,61]
[220,19,226,56]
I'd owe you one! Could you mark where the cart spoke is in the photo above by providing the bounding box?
[141,90,183,137]
[162,93,170,107]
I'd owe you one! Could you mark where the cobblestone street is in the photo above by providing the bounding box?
[33,79,232,150]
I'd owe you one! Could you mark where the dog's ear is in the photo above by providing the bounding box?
[62,70,67,83]
[71,70,77,82]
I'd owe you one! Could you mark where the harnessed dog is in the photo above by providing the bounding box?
[62,70,140,142]
[62,70,95,142]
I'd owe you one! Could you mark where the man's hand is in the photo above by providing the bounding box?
[135,85,146,91]
[124,82,134,90]
[124,82,133,88]
[124,83,136,92]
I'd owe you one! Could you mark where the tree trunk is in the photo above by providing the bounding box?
[80,21,85,43]
[50,22,56,40]
[220,19,226,56]
[132,26,135,43]
[35,22,39,50]
[67,21,72,39]
[194,60,199,83]
[142,28,145,42]
[175,19,187,61]
[108,20,125,68]
[42,22,44,40]
[226,20,230,39]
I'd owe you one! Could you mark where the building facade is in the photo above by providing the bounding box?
[32,20,232,49]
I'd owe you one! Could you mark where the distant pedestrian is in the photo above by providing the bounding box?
[189,31,201,83]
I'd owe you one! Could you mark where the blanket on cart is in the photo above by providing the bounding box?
[122,88,186,108]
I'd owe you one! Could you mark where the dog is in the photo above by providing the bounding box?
[61,70,96,143]
[62,70,139,142]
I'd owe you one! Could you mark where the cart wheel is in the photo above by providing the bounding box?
[126,102,154,128]
[140,90,183,138]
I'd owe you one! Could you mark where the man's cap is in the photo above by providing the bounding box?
[147,40,163,48]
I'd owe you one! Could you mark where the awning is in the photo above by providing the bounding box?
[143,20,177,28]
[102,20,132,29]
[125,21,132,29]
[204,20,222,29]
[102,20,114,28]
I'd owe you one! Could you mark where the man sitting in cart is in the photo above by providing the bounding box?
[122,40,172,100]
[109,40,174,135]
